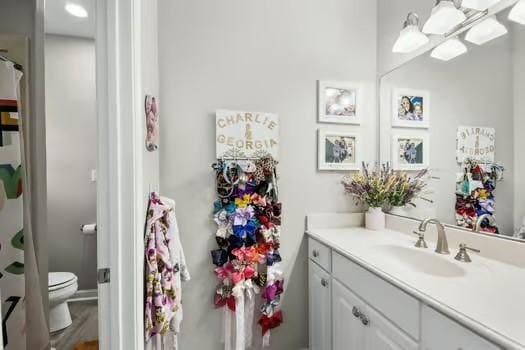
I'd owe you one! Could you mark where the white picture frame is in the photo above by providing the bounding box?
[318,80,362,125]
[391,132,429,171]
[392,88,430,129]
[318,129,361,171]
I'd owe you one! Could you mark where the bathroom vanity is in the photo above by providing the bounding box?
[307,214,525,350]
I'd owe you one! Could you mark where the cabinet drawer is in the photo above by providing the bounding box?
[309,238,331,272]
[422,305,502,350]
[332,252,420,340]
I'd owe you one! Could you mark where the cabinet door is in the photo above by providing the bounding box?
[309,260,332,350]
[422,305,502,350]
[364,306,419,350]
[332,279,366,350]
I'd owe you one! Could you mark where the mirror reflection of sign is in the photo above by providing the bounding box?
[456,126,495,163]
[216,110,279,159]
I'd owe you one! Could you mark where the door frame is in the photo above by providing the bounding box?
[96,0,144,349]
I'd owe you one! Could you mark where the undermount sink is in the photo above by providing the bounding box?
[372,244,466,277]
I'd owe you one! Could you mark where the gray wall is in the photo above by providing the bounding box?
[158,0,377,349]
[380,32,516,235]
[512,23,525,231]
[45,34,97,290]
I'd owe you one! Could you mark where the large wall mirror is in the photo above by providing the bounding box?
[380,1,525,241]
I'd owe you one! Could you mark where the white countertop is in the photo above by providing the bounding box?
[307,227,525,350]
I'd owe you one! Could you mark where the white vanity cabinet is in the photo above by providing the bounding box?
[421,306,502,350]
[308,260,331,350]
[308,237,503,350]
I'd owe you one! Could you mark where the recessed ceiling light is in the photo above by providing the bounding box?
[423,0,467,35]
[509,0,525,25]
[430,37,468,61]
[392,13,430,53]
[461,0,501,11]
[465,16,508,45]
[65,3,88,18]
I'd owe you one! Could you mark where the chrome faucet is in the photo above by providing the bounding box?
[472,214,496,233]
[418,218,450,254]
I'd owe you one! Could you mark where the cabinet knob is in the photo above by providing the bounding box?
[352,306,361,318]
[360,313,369,326]
[320,278,329,287]
[312,249,320,258]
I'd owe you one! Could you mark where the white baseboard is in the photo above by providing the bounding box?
[69,289,98,302]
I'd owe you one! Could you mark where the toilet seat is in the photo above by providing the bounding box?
[49,272,78,291]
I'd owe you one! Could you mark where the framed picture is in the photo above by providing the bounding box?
[392,88,430,128]
[318,129,361,170]
[391,133,429,171]
[318,81,362,124]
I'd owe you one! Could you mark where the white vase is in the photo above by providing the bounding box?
[389,205,406,216]
[365,207,386,230]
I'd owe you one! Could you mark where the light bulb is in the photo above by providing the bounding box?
[430,37,468,61]
[465,16,508,45]
[461,0,501,11]
[423,0,467,35]
[65,3,88,18]
[509,0,525,25]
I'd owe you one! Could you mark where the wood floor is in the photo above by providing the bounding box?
[50,300,98,350]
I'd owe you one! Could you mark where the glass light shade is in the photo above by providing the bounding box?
[461,0,501,11]
[509,0,525,25]
[392,25,430,53]
[65,3,88,18]
[465,17,508,45]
[430,37,468,61]
[423,1,467,35]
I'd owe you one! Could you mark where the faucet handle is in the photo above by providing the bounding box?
[454,243,480,263]
[412,231,428,248]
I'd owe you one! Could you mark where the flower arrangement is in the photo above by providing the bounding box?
[341,163,428,208]
[341,163,392,208]
[387,168,428,207]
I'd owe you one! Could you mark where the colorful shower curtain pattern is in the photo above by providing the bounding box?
[212,156,284,350]
[0,61,26,350]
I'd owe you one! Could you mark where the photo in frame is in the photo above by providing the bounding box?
[391,132,429,171]
[392,88,430,128]
[318,129,360,170]
[318,81,362,124]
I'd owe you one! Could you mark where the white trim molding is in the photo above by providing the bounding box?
[96,0,145,349]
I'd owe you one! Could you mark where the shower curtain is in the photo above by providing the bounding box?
[0,60,49,349]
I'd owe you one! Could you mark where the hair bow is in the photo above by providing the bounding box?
[234,194,252,209]
[211,249,229,267]
[262,280,284,302]
[266,250,282,266]
[260,298,281,317]
[266,263,284,284]
[215,262,234,280]
[214,283,236,311]
[232,246,265,265]
[258,310,284,335]
[251,193,267,207]
[232,220,258,241]
[233,206,254,226]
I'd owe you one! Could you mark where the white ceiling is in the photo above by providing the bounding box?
[45,0,96,39]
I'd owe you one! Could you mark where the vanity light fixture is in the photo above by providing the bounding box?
[509,0,525,25]
[392,13,430,53]
[422,0,467,35]
[430,37,468,61]
[461,0,502,11]
[465,16,508,45]
[65,3,88,18]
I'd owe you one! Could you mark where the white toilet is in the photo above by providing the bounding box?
[48,272,78,333]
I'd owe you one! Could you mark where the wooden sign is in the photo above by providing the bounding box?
[456,126,495,163]
[216,109,279,159]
